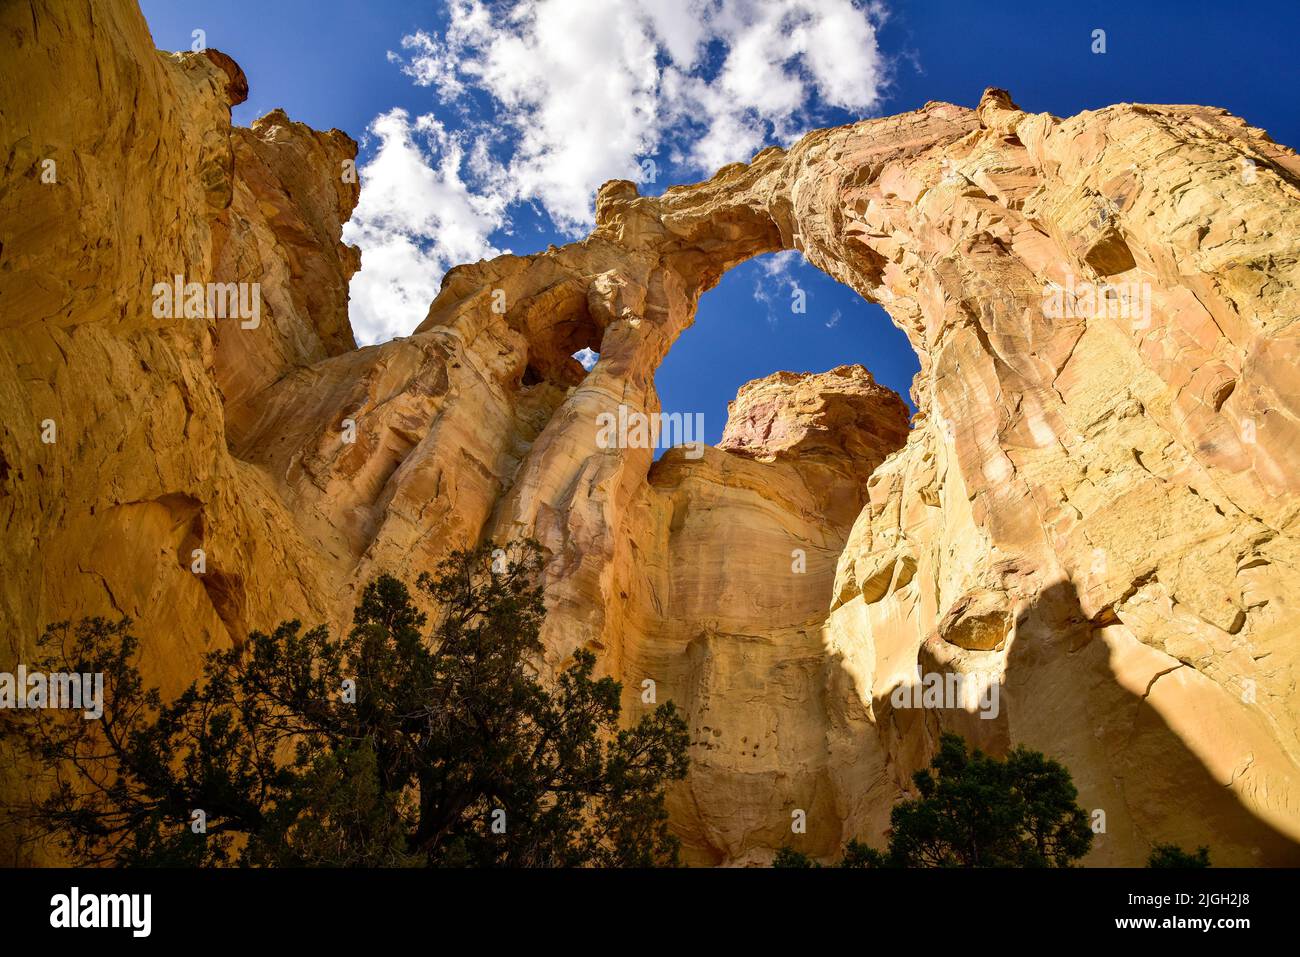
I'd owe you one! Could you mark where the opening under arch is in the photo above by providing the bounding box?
[654,250,920,454]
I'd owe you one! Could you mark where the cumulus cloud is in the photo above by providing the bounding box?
[343,109,509,344]
[391,0,887,228]
[348,0,887,344]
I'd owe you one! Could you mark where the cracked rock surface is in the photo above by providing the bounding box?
[3,0,1299,865]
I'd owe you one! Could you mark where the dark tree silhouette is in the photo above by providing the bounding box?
[775,732,1094,868]
[1147,843,1211,868]
[4,540,689,867]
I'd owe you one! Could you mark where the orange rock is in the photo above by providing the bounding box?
[3,0,1298,866]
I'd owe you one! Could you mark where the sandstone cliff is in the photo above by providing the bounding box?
[3,0,1299,865]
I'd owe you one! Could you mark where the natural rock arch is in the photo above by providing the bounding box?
[3,0,1299,865]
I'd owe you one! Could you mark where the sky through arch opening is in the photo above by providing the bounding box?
[654,250,920,454]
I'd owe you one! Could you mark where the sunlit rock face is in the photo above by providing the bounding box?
[4,0,1300,866]
[620,367,911,865]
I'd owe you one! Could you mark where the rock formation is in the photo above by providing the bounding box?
[2,0,1298,865]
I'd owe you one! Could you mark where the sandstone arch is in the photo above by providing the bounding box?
[3,0,1300,865]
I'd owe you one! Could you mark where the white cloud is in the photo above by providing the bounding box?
[752,250,807,324]
[759,250,803,278]
[342,108,509,345]
[391,0,886,229]
[347,1,887,344]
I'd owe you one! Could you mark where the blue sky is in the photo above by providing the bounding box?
[141,0,1300,444]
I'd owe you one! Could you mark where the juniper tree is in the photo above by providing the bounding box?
[4,540,689,867]
[879,733,1093,867]
[1147,843,1211,868]
[775,733,1094,868]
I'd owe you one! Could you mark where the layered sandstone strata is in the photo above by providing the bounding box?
[3,0,1299,865]
[622,366,911,863]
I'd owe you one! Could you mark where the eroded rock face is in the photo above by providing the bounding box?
[621,367,910,864]
[3,0,1299,865]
